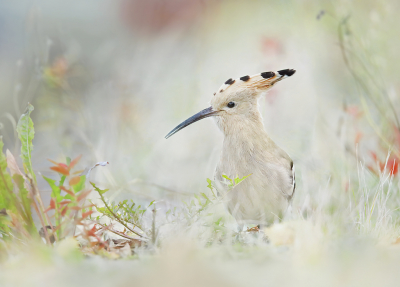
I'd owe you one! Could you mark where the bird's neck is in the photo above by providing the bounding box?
[215,111,277,178]
[217,110,273,148]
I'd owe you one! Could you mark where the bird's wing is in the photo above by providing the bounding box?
[266,147,295,200]
[289,160,296,201]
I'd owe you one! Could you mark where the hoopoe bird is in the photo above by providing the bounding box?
[166,69,296,228]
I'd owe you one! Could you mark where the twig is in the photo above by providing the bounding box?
[96,190,148,239]
[95,222,143,241]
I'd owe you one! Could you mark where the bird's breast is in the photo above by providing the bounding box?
[214,137,293,224]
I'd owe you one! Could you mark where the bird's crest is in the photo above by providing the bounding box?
[214,69,296,95]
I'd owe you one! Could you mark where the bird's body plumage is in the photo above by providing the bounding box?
[166,69,296,227]
[214,108,294,225]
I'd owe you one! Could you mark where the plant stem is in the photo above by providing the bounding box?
[152,204,156,245]
[31,198,50,244]
[28,177,58,243]
[96,191,148,239]
[95,222,142,241]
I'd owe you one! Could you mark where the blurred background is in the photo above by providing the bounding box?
[2,1,400,287]
[0,0,399,211]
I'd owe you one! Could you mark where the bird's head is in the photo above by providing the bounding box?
[165,69,295,139]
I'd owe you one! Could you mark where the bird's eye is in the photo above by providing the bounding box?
[227,102,235,108]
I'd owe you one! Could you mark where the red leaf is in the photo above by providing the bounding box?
[72,169,84,175]
[69,176,81,186]
[88,225,97,236]
[346,105,363,118]
[370,151,378,162]
[69,155,82,170]
[77,189,92,202]
[387,158,398,176]
[60,186,75,197]
[45,198,56,213]
[70,204,95,211]
[367,164,378,175]
[355,132,363,144]
[378,157,399,176]
[261,37,282,55]
[82,210,94,219]
[59,200,72,206]
[47,159,59,165]
[50,165,70,176]
[69,206,82,210]
[61,206,68,216]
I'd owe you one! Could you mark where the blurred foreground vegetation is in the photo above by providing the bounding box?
[1,1,400,286]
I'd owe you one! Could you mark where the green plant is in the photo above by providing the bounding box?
[92,182,150,240]
[0,104,39,241]
[0,104,102,250]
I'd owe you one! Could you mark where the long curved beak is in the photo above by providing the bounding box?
[165,106,217,139]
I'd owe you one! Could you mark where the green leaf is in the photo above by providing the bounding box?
[222,175,233,186]
[96,207,106,213]
[200,192,211,202]
[234,174,251,185]
[0,137,15,211]
[222,174,233,184]
[43,176,63,202]
[13,174,35,233]
[72,175,86,193]
[206,178,213,190]
[194,194,202,205]
[90,182,109,195]
[16,104,36,183]
[0,209,11,234]
[206,178,217,199]
[59,175,66,187]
